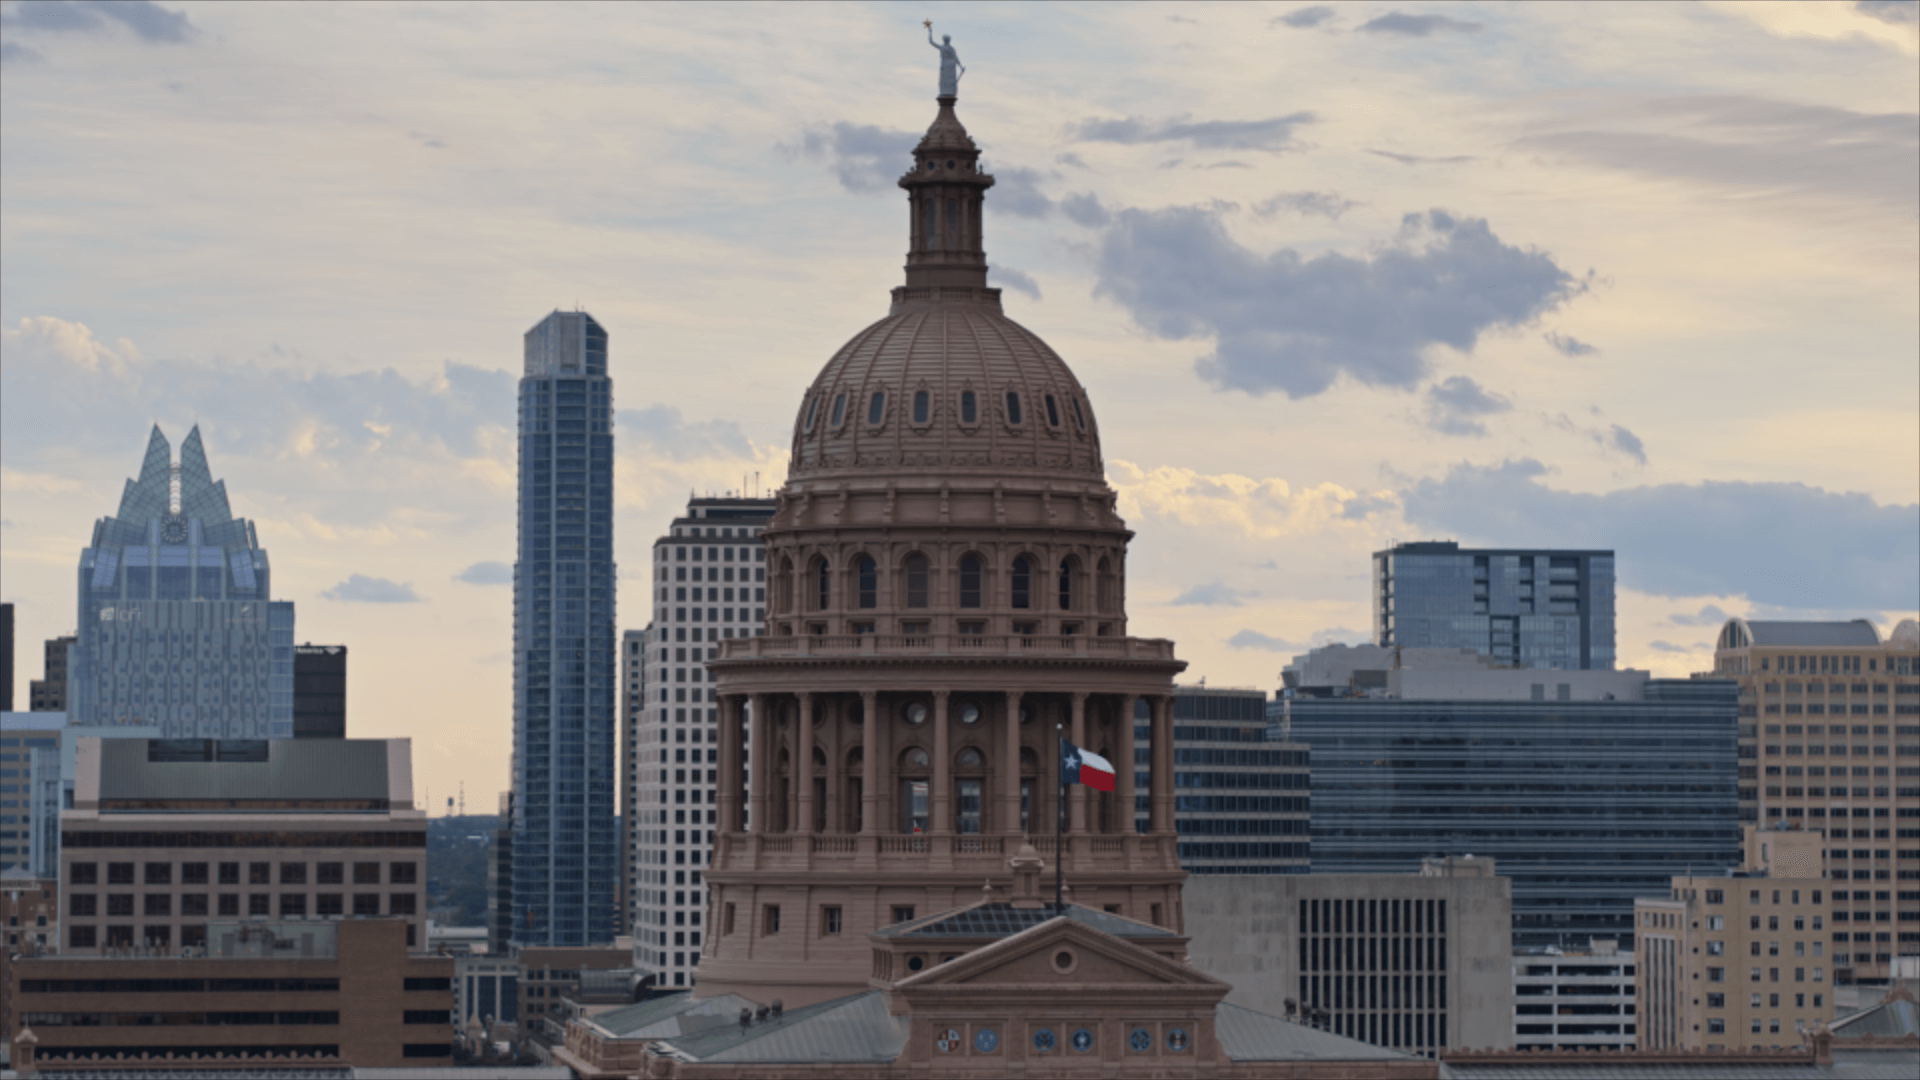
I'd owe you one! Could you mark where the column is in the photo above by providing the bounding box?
[860,689,879,835]
[1002,690,1023,835]
[795,692,814,835]
[747,693,770,834]
[825,697,844,833]
[1117,694,1138,837]
[1149,694,1174,835]
[1069,692,1088,834]
[717,695,743,834]
[931,689,951,835]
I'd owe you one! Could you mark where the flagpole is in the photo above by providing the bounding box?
[1055,725,1065,914]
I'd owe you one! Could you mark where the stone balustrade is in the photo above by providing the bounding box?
[715,633,1177,662]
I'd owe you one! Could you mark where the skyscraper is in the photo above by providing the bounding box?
[510,311,618,947]
[67,426,292,736]
[1373,541,1615,670]
[630,495,773,989]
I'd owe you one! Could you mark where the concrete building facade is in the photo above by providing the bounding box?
[1709,616,1920,983]
[632,496,774,990]
[1511,939,1636,1051]
[60,737,427,953]
[1634,824,1833,1051]
[1183,858,1515,1055]
[7,917,452,1068]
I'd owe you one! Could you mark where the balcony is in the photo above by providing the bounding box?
[715,831,1176,876]
[714,633,1178,662]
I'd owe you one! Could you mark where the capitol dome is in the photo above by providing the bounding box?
[788,100,1103,484]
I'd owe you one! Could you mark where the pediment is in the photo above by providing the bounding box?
[894,915,1225,993]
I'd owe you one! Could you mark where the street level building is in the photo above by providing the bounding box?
[27,636,72,713]
[1275,652,1740,952]
[1373,541,1615,670]
[511,310,619,948]
[292,643,347,739]
[7,916,452,1068]
[67,426,294,736]
[697,84,1188,1010]
[60,737,427,953]
[1709,616,1920,984]
[1635,825,1832,1051]
[1136,686,1309,876]
[1184,857,1515,1054]
[633,496,774,990]
[1512,939,1636,1051]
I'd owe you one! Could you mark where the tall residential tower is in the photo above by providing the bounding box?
[510,311,618,947]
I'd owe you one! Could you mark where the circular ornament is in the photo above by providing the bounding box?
[1071,1028,1094,1053]
[935,1027,961,1054]
[959,703,981,725]
[904,703,928,727]
[1032,1028,1056,1053]
[1167,1027,1190,1052]
[1129,1027,1152,1053]
[974,1028,998,1053]
[161,515,188,544]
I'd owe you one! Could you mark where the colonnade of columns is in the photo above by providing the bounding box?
[715,688,1177,841]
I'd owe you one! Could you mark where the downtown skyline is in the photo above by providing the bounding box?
[2,0,1915,809]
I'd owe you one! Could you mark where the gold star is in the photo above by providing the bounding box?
[923,19,933,30]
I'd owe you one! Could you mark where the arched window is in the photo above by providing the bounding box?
[946,200,958,249]
[1096,557,1115,613]
[1005,391,1023,425]
[829,393,847,428]
[959,555,983,608]
[1011,557,1032,609]
[1044,394,1061,427]
[802,396,820,432]
[922,199,935,249]
[857,556,878,609]
[1058,557,1076,611]
[913,390,929,424]
[956,748,984,768]
[1070,396,1086,431]
[868,391,885,426]
[813,557,831,611]
[905,554,930,608]
[960,390,977,424]
[779,556,795,614]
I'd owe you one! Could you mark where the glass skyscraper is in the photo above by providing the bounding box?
[511,311,618,947]
[1132,687,1310,875]
[1373,541,1615,670]
[67,425,293,737]
[1276,677,1740,950]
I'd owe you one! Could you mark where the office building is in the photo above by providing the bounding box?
[67,425,294,736]
[454,951,520,1034]
[60,736,427,953]
[1373,542,1615,670]
[292,643,347,739]
[1,602,13,712]
[8,917,452,1068]
[632,495,773,990]
[1635,825,1832,1051]
[28,635,73,712]
[487,789,514,955]
[0,715,62,879]
[1511,939,1636,1051]
[0,869,58,1042]
[1134,686,1309,875]
[510,310,618,948]
[1708,616,1920,983]
[1184,857,1515,1054]
[1275,650,1740,951]
[621,625,645,942]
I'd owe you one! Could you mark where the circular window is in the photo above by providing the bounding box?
[1166,1027,1190,1052]
[959,703,982,725]
[907,955,925,972]
[946,159,956,169]
[1019,705,1033,725]
[1129,1028,1152,1053]
[1032,1028,1056,1053]
[1051,948,1076,974]
[1071,1028,1095,1053]
[903,703,928,727]
[973,1028,998,1053]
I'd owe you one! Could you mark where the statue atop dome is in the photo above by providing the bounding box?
[926,21,964,98]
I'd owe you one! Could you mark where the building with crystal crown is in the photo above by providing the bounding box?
[691,83,1191,1011]
[67,425,293,737]
[510,310,619,948]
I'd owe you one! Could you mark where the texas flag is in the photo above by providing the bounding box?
[1061,740,1116,792]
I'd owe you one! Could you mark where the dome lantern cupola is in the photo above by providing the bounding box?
[896,94,997,299]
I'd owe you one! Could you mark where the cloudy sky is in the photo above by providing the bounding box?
[3,0,1916,810]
